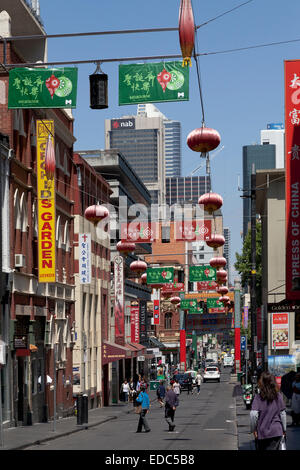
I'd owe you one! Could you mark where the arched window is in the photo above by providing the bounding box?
[14,189,21,230]
[164,312,172,330]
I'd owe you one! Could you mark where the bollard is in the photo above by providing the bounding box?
[82,394,88,424]
[76,394,83,425]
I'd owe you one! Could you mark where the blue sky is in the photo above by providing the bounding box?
[38,0,300,279]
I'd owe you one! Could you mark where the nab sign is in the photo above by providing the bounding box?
[111,118,135,130]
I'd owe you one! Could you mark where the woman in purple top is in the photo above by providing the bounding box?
[250,371,286,450]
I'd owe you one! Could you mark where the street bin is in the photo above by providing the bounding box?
[82,394,88,424]
[149,380,160,391]
[76,394,83,425]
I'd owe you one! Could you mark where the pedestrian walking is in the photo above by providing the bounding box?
[172,378,181,397]
[135,385,151,433]
[291,373,300,426]
[187,375,193,395]
[120,379,130,403]
[196,370,203,395]
[129,378,135,402]
[250,371,286,450]
[157,380,166,407]
[164,385,179,432]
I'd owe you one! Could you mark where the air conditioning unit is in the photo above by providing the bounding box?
[15,254,26,268]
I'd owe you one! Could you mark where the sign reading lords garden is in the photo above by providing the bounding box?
[147,267,174,284]
[8,67,78,109]
[119,61,189,105]
[189,265,217,283]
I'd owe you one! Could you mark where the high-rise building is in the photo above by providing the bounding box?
[166,175,211,206]
[105,112,165,205]
[223,227,231,285]
[242,144,276,238]
[260,123,285,168]
[137,104,181,178]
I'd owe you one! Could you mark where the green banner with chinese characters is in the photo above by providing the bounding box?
[119,61,189,105]
[180,299,198,310]
[8,67,78,109]
[207,298,224,309]
[189,265,217,282]
[147,267,174,284]
[189,307,204,314]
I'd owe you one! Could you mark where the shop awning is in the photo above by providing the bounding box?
[129,342,146,352]
[102,340,131,365]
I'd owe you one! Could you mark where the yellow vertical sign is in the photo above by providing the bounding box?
[36,120,56,283]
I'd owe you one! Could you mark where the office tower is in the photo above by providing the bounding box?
[137,104,181,178]
[260,123,285,168]
[223,227,231,285]
[105,110,165,205]
[166,175,211,206]
[242,144,276,238]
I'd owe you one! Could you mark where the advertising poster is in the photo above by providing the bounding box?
[267,355,296,377]
[272,312,289,349]
[8,67,78,109]
[120,221,158,243]
[79,233,91,284]
[147,267,174,285]
[153,299,160,325]
[174,219,212,241]
[36,120,56,283]
[119,61,189,105]
[189,265,217,282]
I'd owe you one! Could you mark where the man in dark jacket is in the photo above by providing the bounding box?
[165,385,179,432]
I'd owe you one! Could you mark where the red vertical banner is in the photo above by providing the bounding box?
[130,303,140,343]
[285,61,300,300]
[153,299,160,325]
[234,328,241,373]
[180,329,186,371]
[114,255,125,345]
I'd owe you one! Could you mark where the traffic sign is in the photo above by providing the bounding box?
[240,335,246,351]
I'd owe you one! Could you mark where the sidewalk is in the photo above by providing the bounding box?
[0,389,158,451]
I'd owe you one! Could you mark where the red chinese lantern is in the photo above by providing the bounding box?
[178,0,195,67]
[221,295,230,304]
[170,296,181,305]
[216,269,227,280]
[187,127,221,155]
[116,241,136,256]
[84,204,109,225]
[141,273,147,284]
[129,260,147,275]
[218,286,229,296]
[209,256,227,270]
[198,192,223,214]
[219,296,227,304]
[45,134,56,181]
[206,234,225,250]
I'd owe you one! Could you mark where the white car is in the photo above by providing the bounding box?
[203,366,220,383]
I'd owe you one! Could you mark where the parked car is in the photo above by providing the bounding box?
[223,355,234,368]
[203,366,221,383]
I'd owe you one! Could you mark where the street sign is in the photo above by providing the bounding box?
[240,335,246,351]
[180,299,198,310]
[189,265,217,282]
[147,267,174,284]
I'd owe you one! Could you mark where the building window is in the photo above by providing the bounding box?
[164,312,172,330]
[161,225,170,243]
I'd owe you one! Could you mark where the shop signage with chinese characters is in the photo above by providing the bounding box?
[207,298,224,309]
[161,282,184,293]
[197,281,219,291]
[114,255,125,345]
[284,61,300,299]
[36,120,56,283]
[180,299,198,310]
[189,265,217,282]
[147,267,174,285]
[8,67,78,109]
[79,233,91,284]
[130,302,140,343]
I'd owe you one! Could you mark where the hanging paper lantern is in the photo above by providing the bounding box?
[178,0,195,67]
[216,269,227,280]
[198,192,223,214]
[170,296,181,305]
[116,241,136,256]
[129,260,147,275]
[45,134,56,181]
[141,273,147,284]
[84,204,109,225]
[206,234,225,250]
[218,286,229,296]
[209,256,227,270]
[187,127,221,155]
[219,296,228,304]
[221,295,230,304]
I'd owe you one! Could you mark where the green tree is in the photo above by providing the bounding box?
[234,221,262,305]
